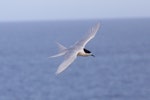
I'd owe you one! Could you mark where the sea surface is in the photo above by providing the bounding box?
[0,19,150,100]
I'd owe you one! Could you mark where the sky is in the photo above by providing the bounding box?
[0,0,150,21]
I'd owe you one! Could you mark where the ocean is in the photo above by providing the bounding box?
[0,19,150,100]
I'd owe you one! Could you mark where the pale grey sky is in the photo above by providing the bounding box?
[0,0,150,21]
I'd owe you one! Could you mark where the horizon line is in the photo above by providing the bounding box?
[0,17,150,23]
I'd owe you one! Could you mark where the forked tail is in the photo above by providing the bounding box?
[48,42,67,58]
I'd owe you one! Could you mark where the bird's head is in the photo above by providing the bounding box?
[83,48,95,57]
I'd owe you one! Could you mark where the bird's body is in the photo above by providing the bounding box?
[49,23,100,75]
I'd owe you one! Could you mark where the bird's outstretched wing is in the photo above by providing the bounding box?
[75,23,100,48]
[56,50,77,75]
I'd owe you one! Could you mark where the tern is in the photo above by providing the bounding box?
[49,23,100,75]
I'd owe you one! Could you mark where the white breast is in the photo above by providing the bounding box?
[77,51,90,56]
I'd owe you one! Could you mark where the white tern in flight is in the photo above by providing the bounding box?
[49,23,100,75]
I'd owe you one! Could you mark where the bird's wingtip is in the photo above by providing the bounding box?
[48,56,53,58]
[55,70,61,75]
[95,22,100,28]
[55,72,59,75]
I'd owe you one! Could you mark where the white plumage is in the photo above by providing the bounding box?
[49,23,100,75]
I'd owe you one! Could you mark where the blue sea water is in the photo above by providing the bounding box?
[0,19,150,100]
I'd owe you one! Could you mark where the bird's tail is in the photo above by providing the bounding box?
[48,42,67,58]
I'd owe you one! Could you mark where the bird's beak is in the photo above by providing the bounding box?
[91,54,95,57]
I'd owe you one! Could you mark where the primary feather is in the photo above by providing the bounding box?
[56,50,77,75]
[50,23,100,75]
[75,23,100,48]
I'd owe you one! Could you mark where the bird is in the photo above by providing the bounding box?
[49,23,100,75]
